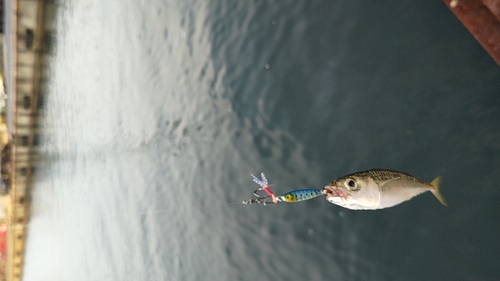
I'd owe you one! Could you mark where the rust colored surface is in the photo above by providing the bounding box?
[443,0,500,66]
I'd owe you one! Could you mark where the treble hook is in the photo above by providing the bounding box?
[242,196,276,206]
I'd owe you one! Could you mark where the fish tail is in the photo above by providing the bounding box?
[430,176,447,206]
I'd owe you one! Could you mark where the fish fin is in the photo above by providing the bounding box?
[430,176,447,206]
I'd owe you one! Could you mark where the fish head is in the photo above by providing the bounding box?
[322,174,381,210]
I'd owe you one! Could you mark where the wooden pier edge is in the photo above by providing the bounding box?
[443,0,500,66]
[3,0,53,281]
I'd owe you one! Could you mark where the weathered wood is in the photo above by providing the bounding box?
[443,0,500,66]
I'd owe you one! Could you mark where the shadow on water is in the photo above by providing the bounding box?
[17,1,61,221]
[30,0,59,181]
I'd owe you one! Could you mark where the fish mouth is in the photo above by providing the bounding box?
[323,185,348,202]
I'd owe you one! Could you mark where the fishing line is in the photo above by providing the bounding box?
[6,173,317,234]
[6,200,246,234]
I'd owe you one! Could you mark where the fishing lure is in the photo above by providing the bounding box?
[250,172,278,203]
[242,173,323,205]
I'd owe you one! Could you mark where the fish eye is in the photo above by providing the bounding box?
[344,178,359,191]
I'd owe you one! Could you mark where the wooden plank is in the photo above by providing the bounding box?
[443,0,500,66]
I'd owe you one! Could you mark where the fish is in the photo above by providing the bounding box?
[322,169,446,210]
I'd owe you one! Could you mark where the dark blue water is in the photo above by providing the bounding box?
[22,0,500,280]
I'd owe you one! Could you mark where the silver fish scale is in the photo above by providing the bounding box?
[336,169,430,186]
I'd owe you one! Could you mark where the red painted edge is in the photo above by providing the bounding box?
[443,0,500,66]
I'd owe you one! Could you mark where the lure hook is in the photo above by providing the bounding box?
[249,173,278,203]
[242,196,276,206]
[253,187,274,198]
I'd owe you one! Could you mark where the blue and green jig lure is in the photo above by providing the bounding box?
[242,173,324,205]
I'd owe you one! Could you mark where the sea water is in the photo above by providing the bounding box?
[22,0,500,280]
